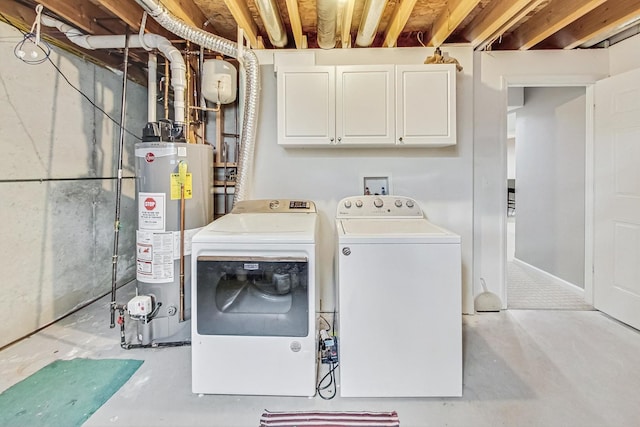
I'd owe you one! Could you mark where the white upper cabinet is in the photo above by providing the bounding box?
[277,64,456,148]
[277,66,335,146]
[336,65,395,146]
[396,64,456,147]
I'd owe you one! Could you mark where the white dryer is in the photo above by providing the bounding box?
[191,199,318,396]
[336,195,462,397]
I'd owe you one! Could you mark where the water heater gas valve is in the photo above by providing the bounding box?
[128,295,153,317]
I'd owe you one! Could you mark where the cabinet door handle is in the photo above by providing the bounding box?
[398,136,404,143]
[330,137,334,143]
[338,137,342,142]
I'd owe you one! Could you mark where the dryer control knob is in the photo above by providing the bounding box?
[355,200,363,208]
[406,200,415,208]
[344,200,352,208]
[374,198,384,208]
[394,199,403,207]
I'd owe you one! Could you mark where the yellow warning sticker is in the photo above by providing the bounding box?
[170,173,193,200]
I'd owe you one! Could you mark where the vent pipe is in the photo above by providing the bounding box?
[40,16,186,125]
[356,0,388,47]
[255,0,288,47]
[135,0,260,203]
[317,0,337,49]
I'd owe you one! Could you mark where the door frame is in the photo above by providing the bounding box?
[501,75,595,305]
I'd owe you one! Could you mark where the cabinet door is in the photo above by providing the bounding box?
[277,66,335,146]
[396,64,456,147]
[336,65,395,146]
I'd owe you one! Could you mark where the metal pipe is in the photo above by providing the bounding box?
[110,28,130,328]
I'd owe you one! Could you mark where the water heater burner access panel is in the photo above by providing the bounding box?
[336,195,423,218]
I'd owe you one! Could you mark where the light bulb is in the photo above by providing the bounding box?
[17,50,26,58]
[30,50,38,59]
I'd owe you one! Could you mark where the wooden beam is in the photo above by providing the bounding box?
[157,0,208,28]
[340,0,355,48]
[36,0,113,35]
[476,0,544,51]
[285,0,305,48]
[428,0,482,47]
[92,0,174,38]
[548,0,640,49]
[0,1,148,85]
[382,0,418,48]
[461,0,540,48]
[501,0,607,50]
[223,0,260,48]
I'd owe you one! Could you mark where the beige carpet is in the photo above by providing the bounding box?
[507,262,595,310]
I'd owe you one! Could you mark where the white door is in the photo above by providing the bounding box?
[594,68,640,329]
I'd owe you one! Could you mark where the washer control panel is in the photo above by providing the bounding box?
[336,195,422,218]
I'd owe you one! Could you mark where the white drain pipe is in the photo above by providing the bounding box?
[41,16,186,125]
[135,0,261,203]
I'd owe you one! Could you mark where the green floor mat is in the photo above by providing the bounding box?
[0,358,143,427]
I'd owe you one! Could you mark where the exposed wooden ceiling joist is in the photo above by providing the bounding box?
[547,0,640,49]
[158,0,209,29]
[340,0,355,48]
[92,0,174,39]
[285,0,305,48]
[428,0,482,47]
[383,0,418,48]
[500,0,608,50]
[462,0,539,48]
[223,0,261,48]
[37,0,114,35]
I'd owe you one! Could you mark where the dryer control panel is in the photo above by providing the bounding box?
[336,195,423,218]
[232,199,317,214]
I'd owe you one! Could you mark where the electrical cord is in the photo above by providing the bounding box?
[317,311,339,399]
[317,362,339,400]
[0,10,142,141]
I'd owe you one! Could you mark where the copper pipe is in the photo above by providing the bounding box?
[179,181,186,322]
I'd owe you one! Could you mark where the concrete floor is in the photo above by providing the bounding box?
[2,284,640,427]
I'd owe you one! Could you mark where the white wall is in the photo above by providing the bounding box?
[474,49,609,306]
[609,33,640,76]
[515,87,586,287]
[0,22,146,347]
[252,46,475,314]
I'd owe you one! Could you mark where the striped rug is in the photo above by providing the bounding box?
[259,410,400,426]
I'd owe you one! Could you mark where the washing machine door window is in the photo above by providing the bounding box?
[196,256,309,337]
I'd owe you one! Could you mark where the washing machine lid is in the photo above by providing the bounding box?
[194,212,318,244]
[337,218,460,244]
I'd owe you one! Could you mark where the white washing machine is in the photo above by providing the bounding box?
[336,195,462,397]
[191,199,318,396]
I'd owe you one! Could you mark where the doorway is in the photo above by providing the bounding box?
[505,85,594,310]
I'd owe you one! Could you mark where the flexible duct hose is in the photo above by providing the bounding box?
[135,0,260,203]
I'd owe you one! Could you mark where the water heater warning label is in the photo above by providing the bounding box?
[170,173,193,200]
[136,230,174,283]
[138,192,165,231]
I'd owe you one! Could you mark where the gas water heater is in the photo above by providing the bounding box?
[131,140,213,345]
